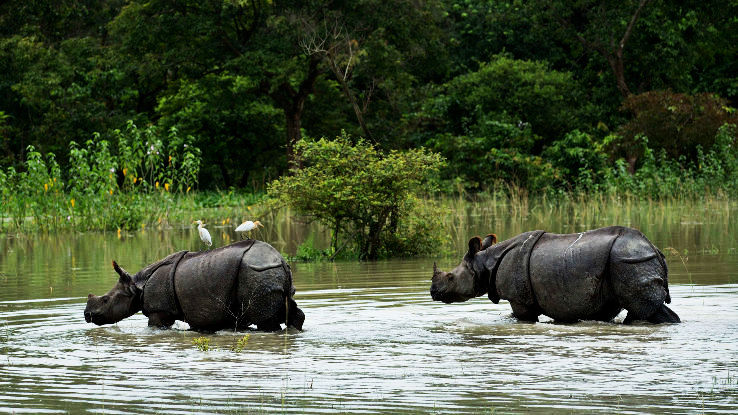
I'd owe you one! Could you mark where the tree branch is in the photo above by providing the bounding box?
[620,0,650,51]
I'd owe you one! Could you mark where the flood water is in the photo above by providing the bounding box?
[1,202,738,413]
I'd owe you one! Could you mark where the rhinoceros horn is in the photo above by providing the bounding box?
[433,262,440,276]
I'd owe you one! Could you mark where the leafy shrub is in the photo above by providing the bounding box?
[0,120,204,232]
[427,120,557,191]
[600,124,738,198]
[542,130,608,190]
[425,55,583,143]
[268,133,445,260]
[618,91,738,166]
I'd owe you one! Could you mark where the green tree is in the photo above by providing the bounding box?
[268,134,445,260]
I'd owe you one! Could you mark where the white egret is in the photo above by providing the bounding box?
[194,220,212,248]
[235,220,263,239]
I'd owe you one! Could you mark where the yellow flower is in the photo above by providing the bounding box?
[164,183,170,192]
[186,186,191,193]
[155,181,159,189]
[123,168,128,176]
[168,155,172,165]
[44,183,48,192]
[109,189,113,195]
[133,177,137,184]
[247,206,251,211]
[53,177,57,183]
[70,198,75,208]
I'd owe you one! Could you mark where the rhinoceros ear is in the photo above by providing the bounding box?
[481,234,497,249]
[467,236,482,259]
[112,260,133,285]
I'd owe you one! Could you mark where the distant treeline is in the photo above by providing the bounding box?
[1,0,737,192]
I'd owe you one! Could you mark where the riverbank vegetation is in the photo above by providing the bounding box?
[2,1,738,258]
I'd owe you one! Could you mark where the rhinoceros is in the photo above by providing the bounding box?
[84,240,305,331]
[430,226,680,324]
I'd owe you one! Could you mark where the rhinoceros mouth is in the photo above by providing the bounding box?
[431,290,468,304]
[84,311,108,325]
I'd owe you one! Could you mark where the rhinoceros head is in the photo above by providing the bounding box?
[84,261,142,325]
[431,235,497,304]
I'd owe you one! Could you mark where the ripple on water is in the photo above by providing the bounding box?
[1,268,738,413]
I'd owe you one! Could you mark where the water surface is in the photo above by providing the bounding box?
[1,205,737,413]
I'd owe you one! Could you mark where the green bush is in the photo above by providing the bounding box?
[542,130,608,190]
[425,55,583,143]
[598,124,738,198]
[268,133,445,260]
[426,121,557,192]
[618,91,738,166]
[0,120,204,232]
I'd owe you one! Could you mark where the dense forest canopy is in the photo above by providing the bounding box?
[1,0,737,191]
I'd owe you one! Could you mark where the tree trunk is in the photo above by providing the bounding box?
[285,109,302,168]
[218,162,232,187]
[268,56,322,168]
[607,52,631,97]
[327,58,373,140]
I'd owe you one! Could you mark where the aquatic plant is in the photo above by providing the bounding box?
[231,334,251,353]
[192,336,211,352]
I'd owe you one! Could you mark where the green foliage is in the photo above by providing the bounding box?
[618,91,738,162]
[593,124,738,198]
[268,133,445,259]
[231,335,250,353]
[2,0,738,209]
[432,55,583,141]
[0,120,204,232]
[542,130,608,190]
[292,235,333,262]
[424,120,556,191]
[192,336,211,352]
[112,121,201,193]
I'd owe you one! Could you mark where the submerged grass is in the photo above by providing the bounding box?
[3,181,737,263]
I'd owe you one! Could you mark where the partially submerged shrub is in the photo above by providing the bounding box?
[192,336,211,352]
[268,133,445,260]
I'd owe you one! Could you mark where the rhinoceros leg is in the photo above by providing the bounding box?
[509,301,541,322]
[147,312,176,328]
[623,304,680,324]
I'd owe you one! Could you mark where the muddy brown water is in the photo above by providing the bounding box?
[1,206,738,413]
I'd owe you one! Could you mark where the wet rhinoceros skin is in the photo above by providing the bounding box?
[84,240,305,331]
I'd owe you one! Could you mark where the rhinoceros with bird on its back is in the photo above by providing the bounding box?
[431,226,680,324]
[84,240,305,331]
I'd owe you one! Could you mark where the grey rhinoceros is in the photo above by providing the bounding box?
[430,226,680,324]
[84,240,305,331]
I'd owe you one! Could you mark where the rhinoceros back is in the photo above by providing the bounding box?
[173,242,255,329]
[171,240,292,330]
[140,251,187,318]
[528,227,622,321]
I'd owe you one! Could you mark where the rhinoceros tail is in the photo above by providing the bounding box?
[656,248,672,304]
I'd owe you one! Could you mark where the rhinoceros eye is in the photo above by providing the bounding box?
[447,275,454,282]
[102,296,110,303]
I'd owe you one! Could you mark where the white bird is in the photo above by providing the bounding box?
[194,220,212,248]
[235,220,263,239]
